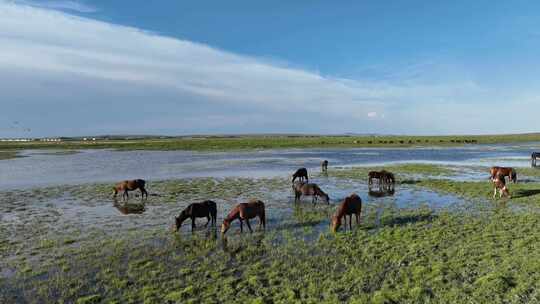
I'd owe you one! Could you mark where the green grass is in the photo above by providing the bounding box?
[0,150,21,160]
[2,133,540,151]
[4,164,540,303]
[5,208,540,303]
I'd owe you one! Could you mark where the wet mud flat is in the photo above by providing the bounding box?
[2,164,540,303]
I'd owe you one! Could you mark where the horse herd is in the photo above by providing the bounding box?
[110,161,525,234]
[111,160,398,234]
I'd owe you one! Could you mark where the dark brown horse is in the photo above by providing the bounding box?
[368,170,395,185]
[492,172,511,198]
[532,152,540,167]
[175,200,217,231]
[321,160,329,172]
[113,179,148,200]
[489,167,517,183]
[331,193,362,232]
[292,168,309,184]
[221,200,266,234]
[293,182,329,204]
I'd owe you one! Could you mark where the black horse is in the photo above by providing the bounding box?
[174,200,217,231]
[292,168,309,184]
[532,152,540,167]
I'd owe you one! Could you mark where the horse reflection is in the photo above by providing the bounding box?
[113,198,146,214]
[368,184,395,198]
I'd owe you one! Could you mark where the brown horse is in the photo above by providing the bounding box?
[368,170,395,185]
[489,167,517,183]
[221,200,266,234]
[492,173,511,198]
[292,168,309,184]
[293,182,329,204]
[331,193,362,232]
[321,160,329,172]
[113,179,148,200]
[175,200,217,231]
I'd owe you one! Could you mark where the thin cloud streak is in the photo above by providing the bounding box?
[9,0,97,13]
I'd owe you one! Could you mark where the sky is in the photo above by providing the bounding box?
[1,0,540,137]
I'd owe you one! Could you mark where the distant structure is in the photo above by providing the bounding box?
[0,138,33,142]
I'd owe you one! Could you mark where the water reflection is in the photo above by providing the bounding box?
[368,184,395,198]
[112,199,146,215]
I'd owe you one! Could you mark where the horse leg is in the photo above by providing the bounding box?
[239,219,243,233]
[123,190,129,201]
[205,215,210,227]
[349,215,352,230]
[191,217,196,231]
[493,187,497,198]
[245,219,253,233]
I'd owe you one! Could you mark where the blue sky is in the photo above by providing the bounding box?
[1,0,540,137]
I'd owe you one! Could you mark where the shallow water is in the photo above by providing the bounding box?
[1,142,540,190]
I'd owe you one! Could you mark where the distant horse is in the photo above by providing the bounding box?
[368,170,395,185]
[175,200,217,231]
[331,193,362,232]
[293,182,329,204]
[112,179,148,200]
[221,200,266,234]
[321,160,329,172]
[292,168,309,184]
[492,172,511,199]
[532,152,540,167]
[489,167,517,183]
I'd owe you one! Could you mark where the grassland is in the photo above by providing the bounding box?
[0,150,21,160]
[3,164,540,303]
[2,133,540,152]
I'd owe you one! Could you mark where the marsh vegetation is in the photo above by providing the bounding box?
[2,159,540,303]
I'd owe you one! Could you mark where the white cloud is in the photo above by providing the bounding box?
[367,112,377,118]
[0,1,535,137]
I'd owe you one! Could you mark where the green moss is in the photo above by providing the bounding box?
[75,294,101,304]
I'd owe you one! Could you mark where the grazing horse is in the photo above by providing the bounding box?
[321,160,329,172]
[292,168,309,184]
[293,182,329,204]
[489,167,517,183]
[175,200,217,231]
[113,179,148,200]
[331,193,362,232]
[221,200,266,234]
[492,173,511,198]
[532,152,540,167]
[368,170,395,186]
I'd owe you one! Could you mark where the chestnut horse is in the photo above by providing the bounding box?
[368,170,395,185]
[113,179,148,200]
[292,168,309,184]
[175,200,217,231]
[321,160,329,172]
[331,193,362,232]
[492,173,511,198]
[293,182,329,204]
[221,200,266,234]
[489,167,517,183]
